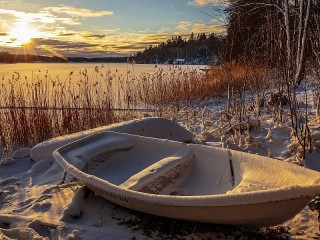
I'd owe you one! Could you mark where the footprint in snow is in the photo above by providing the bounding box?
[12,194,53,213]
[32,202,52,212]
[11,198,36,213]
[35,194,52,203]
[0,177,20,187]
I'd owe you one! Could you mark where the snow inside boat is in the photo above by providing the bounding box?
[53,131,320,227]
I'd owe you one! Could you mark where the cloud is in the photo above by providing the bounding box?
[43,5,113,17]
[83,34,106,40]
[27,27,223,56]
[108,44,144,51]
[0,4,113,31]
[31,38,100,49]
[58,33,76,37]
[84,32,178,54]
[175,20,225,34]
[104,28,120,33]
[188,0,227,7]
[0,8,56,24]
[56,17,81,25]
[4,37,107,57]
[176,21,192,31]
[2,30,195,57]
[0,4,224,57]
[0,8,81,26]
[63,49,122,57]
[0,8,32,21]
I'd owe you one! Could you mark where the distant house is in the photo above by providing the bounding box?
[173,58,185,65]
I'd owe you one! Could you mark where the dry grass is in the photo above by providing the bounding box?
[0,67,147,150]
[0,63,272,151]
[133,63,272,105]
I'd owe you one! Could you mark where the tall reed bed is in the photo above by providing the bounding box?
[1,64,265,151]
[135,66,215,105]
[0,66,152,150]
[133,64,270,106]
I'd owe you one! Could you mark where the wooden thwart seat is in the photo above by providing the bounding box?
[119,149,195,194]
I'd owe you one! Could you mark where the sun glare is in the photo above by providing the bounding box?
[8,21,41,46]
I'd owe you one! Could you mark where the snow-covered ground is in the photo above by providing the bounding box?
[1,91,320,239]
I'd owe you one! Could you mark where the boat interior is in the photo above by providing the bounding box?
[60,131,320,197]
[63,131,240,196]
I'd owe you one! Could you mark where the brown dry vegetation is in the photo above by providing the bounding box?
[134,64,271,105]
[0,64,273,150]
[1,63,315,157]
[0,68,147,150]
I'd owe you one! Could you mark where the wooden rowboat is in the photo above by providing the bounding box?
[53,131,320,227]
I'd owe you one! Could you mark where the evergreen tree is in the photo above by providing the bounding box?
[134,32,222,64]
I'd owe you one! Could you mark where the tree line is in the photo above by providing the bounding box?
[0,51,127,63]
[0,52,68,63]
[133,33,222,64]
[223,0,320,86]
[216,0,320,159]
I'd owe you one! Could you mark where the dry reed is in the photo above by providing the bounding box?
[0,63,272,151]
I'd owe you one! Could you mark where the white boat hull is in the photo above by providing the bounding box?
[88,183,312,226]
[53,131,320,227]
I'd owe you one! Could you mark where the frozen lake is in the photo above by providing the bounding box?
[0,63,207,109]
[0,63,206,81]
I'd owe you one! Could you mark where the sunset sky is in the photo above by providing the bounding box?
[0,0,225,57]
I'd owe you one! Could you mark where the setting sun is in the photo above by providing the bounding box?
[8,21,41,45]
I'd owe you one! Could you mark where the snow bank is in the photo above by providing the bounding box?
[61,186,88,220]
[12,148,31,159]
[0,228,45,240]
[1,113,319,239]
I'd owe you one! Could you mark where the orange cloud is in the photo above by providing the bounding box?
[176,21,192,31]
[175,21,225,35]
[43,5,113,17]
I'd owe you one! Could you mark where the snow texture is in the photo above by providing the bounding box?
[1,114,320,239]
